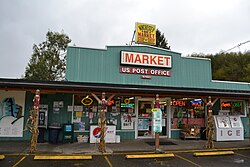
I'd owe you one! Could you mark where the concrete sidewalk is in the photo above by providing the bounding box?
[0,139,249,154]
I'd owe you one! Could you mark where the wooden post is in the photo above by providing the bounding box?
[154,94,160,152]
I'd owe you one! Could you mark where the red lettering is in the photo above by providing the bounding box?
[164,57,170,66]
[142,55,149,64]
[150,55,157,65]
[158,56,163,65]
[125,53,134,63]
[134,54,142,63]
[172,101,186,106]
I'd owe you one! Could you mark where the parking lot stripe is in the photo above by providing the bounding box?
[126,153,174,159]
[193,151,234,157]
[0,155,5,160]
[104,156,113,167]
[175,154,201,167]
[12,155,27,167]
[235,152,250,159]
[34,155,92,160]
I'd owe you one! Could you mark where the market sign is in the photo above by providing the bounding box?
[135,22,156,45]
[121,51,172,68]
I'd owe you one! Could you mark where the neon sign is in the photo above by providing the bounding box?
[190,100,202,107]
[221,102,231,108]
[81,97,93,106]
[172,100,186,106]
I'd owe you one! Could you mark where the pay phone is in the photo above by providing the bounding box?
[38,104,48,128]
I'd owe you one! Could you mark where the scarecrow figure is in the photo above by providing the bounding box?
[91,92,115,153]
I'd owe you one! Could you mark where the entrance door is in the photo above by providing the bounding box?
[136,98,168,138]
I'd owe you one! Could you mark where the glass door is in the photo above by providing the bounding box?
[137,98,168,138]
[137,99,154,137]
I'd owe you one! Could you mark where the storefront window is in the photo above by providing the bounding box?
[220,99,246,116]
[171,98,205,129]
[73,94,135,131]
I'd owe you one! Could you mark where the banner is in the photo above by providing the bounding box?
[135,22,156,45]
[0,90,25,137]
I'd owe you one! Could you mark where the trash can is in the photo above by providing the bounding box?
[200,127,206,140]
[49,126,61,144]
[38,127,46,143]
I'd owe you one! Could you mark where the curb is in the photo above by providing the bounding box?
[34,155,92,160]
[193,151,234,157]
[0,155,5,160]
[126,153,175,159]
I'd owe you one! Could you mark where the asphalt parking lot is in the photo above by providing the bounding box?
[1,150,250,167]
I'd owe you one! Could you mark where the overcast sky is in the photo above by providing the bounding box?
[0,0,249,78]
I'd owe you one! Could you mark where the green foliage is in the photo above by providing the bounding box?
[190,51,250,82]
[156,29,170,50]
[24,31,71,81]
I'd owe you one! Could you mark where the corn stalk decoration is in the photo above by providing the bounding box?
[202,96,218,149]
[154,94,160,152]
[24,89,40,153]
[91,92,115,153]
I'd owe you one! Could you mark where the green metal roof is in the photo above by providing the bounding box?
[66,45,250,92]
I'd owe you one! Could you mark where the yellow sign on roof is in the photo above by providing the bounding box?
[135,22,156,45]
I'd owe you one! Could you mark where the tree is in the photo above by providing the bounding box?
[24,31,71,81]
[156,29,171,50]
[190,51,250,82]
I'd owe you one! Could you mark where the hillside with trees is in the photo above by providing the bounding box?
[190,51,250,82]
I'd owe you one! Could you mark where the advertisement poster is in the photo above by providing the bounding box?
[216,116,231,128]
[0,90,25,137]
[135,22,156,45]
[121,113,133,130]
[138,119,149,131]
[90,125,116,143]
[152,108,162,133]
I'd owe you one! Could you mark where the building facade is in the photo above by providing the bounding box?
[0,45,249,142]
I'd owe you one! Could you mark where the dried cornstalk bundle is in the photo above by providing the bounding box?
[98,111,106,153]
[24,109,39,153]
[205,116,214,149]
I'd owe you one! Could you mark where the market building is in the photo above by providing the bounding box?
[0,45,250,143]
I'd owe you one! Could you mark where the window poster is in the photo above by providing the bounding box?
[121,113,133,130]
[0,90,25,137]
[138,119,149,131]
